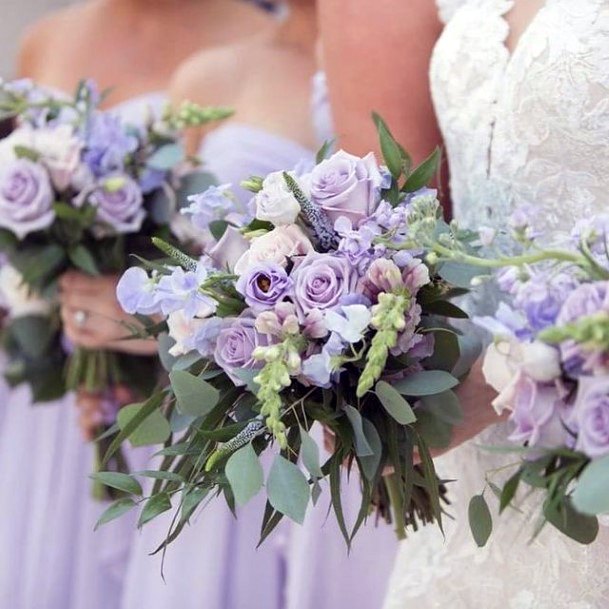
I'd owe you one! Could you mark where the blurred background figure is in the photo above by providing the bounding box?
[0,2,273,608]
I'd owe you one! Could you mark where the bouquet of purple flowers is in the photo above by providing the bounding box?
[96,118,479,547]
[407,200,609,546]
[0,79,229,496]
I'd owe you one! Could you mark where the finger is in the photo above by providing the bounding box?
[60,272,116,296]
[60,291,122,318]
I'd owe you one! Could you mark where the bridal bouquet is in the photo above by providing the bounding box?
[0,79,229,494]
[408,202,609,545]
[96,118,479,547]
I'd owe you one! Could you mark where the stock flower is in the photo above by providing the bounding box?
[334,216,376,272]
[214,317,270,385]
[290,252,356,317]
[86,173,145,233]
[116,267,161,315]
[309,150,383,224]
[235,262,293,311]
[254,171,301,225]
[83,112,138,176]
[0,158,54,238]
[360,258,404,300]
[234,225,313,274]
[572,375,609,458]
[181,184,234,230]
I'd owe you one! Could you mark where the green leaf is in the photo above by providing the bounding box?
[147,142,184,171]
[452,334,483,379]
[438,261,484,289]
[393,370,459,397]
[117,403,171,447]
[180,486,209,523]
[176,171,218,205]
[372,112,402,179]
[94,498,137,530]
[13,145,40,162]
[10,315,55,358]
[413,408,453,449]
[135,470,184,483]
[225,443,264,507]
[544,497,598,545]
[315,139,334,164]
[424,329,461,372]
[89,472,142,496]
[300,427,323,479]
[424,299,468,319]
[572,454,609,515]
[344,405,374,457]
[403,147,440,192]
[53,201,87,222]
[157,332,178,372]
[500,470,522,514]
[68,244,99,275]
[138,492,172,527]
[469,494,493,547]
[209,219,229,241]
[170,369,220,417]
[375,380,417,425]
[267,456,310,524]
[420,390,463,425]
[359,418,382,481]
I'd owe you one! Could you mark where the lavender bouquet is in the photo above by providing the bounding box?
[96,118,478,547]
[406,201,609,545]
[0,79,229,495]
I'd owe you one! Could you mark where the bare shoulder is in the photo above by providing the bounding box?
[169,35,267,107]
[16,3,93,78]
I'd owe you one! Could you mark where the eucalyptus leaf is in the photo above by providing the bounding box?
[452,334,483,378]
[89,472,142,496]
[438,261,486,289]
[393,370,459,397]
[359,418,382,481]
[413,408,453,449]
[176,171,218,206]
[157,333,178,372]
[226,443,264,506]
[138,492,172,527]
[344,405,374,457]
[468,494,492,547]
[375,380,417,425]
[300,427,323,479]
[147,143,184,171]
[420,390,463,425]
[170,369,220,417]
[572,454,609,515]
[117,403,171,447]
[424,329,461,372]
[94,498,136,530]
[267,456,310,524]
[544,498,598,545]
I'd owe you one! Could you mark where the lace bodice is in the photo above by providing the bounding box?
[384,1,609,607]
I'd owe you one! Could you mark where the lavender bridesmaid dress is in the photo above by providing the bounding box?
[0,92,165,609]
[121,75,397,609]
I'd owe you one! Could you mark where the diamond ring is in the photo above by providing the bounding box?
[74,310,89,328]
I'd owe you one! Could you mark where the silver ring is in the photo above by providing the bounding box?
[74,310,89,328]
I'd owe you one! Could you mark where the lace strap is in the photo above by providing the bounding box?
[435,0,470,24]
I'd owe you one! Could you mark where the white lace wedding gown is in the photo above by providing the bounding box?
[384,1,609,607]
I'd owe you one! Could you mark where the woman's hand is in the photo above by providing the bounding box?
[59,271,158,356]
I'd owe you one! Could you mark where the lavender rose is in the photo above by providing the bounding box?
[214,317,270,385]
[572,375,609,458]
[236,262,293,311]
[309,150,383,224]
[87,173,144,234]
[290,252,356,317]
[0,158,54,238]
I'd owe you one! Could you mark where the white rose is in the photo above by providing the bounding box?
[32,125,82,191]
[234,224,313,275]
[520,341,561,383]
[0,265,52,318]
[166,310,205,357]
[254,171,301,226]
[481,340,522,414]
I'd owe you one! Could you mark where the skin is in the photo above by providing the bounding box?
[316,0,562,454]
[170,0,319,154]
[17,0,273,438]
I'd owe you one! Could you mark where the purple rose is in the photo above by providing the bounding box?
[214,317,269,385]
[290,252,356,317]
[236,262,293,311]
[508,374,568,450]
[87,173,144,234]
[309,150,383,224]
[0,159,54,238]
[572,375,609,458]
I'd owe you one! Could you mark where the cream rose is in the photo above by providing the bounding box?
[254,171,301,226]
